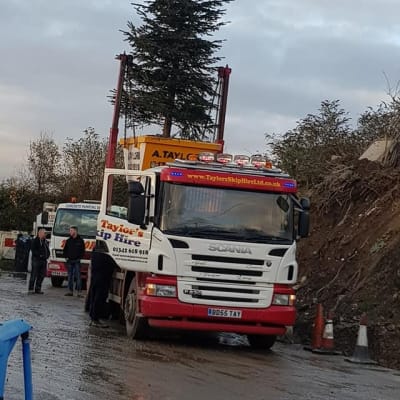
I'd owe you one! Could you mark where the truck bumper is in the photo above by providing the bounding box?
[47,260,88,280]
[140,296,295,336]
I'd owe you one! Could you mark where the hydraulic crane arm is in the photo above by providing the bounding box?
[105,53,133,168]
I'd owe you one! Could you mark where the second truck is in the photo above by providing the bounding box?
[47,201,100,287]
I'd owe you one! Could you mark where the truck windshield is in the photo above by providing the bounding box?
[160,183,294,244]
[52,209,99,239]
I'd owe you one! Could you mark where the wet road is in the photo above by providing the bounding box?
[0,273,399,400]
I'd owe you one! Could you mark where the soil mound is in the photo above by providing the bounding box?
[296,159,400,368]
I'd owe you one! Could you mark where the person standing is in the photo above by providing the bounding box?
[63,226,85,297]
[88,245,116,327]
[29,228,50,294]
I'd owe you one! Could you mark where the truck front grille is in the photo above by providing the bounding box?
[192,254,264,265]
[190,284,259,303]
[179,279,272,308]
[192,265,262,277]
[178,252,272,306]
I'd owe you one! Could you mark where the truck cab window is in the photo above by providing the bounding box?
[106,174,129,220]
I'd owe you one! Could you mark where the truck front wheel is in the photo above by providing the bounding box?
[124,278,149,339]
[247,334,276,350]
[50,276,64,287]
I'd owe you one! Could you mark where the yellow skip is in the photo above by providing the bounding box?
[120,135,223,171]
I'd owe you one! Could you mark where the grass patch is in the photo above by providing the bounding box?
[369,238,386,254]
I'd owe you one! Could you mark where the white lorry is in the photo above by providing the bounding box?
[46,201,100,287]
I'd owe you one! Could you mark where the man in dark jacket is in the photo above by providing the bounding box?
[63,226,85,297]
[88,245,116,327]
[29,228,50,294]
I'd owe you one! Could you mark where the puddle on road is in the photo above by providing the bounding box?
[127,329,254,366]
[218,332,248,347]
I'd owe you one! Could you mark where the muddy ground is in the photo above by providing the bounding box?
[1,273,399,400]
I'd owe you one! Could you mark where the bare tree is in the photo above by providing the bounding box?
[28,132,61,194]
[61,127,107,200]
[0,178,44,231]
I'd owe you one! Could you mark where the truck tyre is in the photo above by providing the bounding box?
[124,278,149,339]
[51,276,64,287]
[247,334,276,349]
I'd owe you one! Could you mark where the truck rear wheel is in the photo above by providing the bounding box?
[247,334,276,349]
[50,276,64,287]
[124,278,149,339]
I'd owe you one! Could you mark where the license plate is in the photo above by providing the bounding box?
[51,271,68,277]
[207,308,242,319]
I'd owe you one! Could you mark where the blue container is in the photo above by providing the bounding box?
[0,319,33,400]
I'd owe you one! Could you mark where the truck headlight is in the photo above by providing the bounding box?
[272,293,296,306]
[146,284,177,298]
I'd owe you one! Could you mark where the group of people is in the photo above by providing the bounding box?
[28,226,114,328]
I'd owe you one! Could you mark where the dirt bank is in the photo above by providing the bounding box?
[296,159,400,369]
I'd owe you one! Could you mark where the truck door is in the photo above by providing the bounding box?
[98,170,155,273]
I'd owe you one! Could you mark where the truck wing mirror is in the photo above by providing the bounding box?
[128,181,146,227]
[300,197,310,211]
[41,211,49,225]
[298,210,310,238]
[297,197,310,238]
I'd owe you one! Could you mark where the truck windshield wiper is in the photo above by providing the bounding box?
[251,235,291,244]
[164,226,290,243]
[163,227,192,235]
[190,227,236,238]
[164,226,235,238]
[235,229,291,244]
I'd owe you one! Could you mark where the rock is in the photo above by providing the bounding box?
[386,324,396,332]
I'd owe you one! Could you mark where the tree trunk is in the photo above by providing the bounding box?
[163,117,172,137]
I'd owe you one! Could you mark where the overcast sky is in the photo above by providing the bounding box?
[1,0,400,179]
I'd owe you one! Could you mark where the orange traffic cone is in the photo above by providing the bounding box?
[304,303,325,352]
[313,310,341,355]
[311,304,325,350]
[321,310,335,350]
[345,313,377,365]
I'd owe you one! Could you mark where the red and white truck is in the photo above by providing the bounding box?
[96,56,309,348]
[98,140,309,349]
[47,201,100,287]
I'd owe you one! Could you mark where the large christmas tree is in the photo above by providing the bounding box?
[122,0,232,139]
